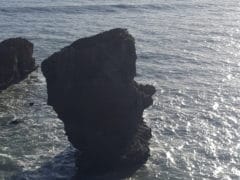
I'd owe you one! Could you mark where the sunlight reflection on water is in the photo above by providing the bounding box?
[0,0,240,179]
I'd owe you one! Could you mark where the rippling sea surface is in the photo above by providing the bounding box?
[1,0,240,179]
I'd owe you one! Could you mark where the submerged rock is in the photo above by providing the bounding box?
[41,28,155,176]
[0,38,36,90]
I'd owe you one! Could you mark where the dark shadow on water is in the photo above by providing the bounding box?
[10,146,76,180]
[11,146,144,180]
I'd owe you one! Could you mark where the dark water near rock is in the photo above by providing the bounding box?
[1,0,240,179]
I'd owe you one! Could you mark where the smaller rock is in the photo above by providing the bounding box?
[9,119,22,125]
[0,38,36,90]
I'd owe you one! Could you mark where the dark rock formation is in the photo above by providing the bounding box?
[41,28,155,176]
[0,38,36,90]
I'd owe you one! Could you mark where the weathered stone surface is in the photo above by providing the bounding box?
[41,28,155,175]
[0,38,36,90]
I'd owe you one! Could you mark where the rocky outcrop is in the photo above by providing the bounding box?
[0,38,36,90]
[41,28,155,175]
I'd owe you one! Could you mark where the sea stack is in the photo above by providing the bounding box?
[0,38,36,90]
[41,28,156,175]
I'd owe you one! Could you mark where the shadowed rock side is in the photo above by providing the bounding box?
[41,28,156,176]
[0,38,36,90]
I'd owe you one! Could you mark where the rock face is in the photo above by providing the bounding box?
[41,28,155,175]
[0,38,36,90]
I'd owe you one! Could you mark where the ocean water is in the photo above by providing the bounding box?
[0,0,240,179]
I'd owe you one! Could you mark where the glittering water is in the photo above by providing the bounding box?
[1,0,240,179]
